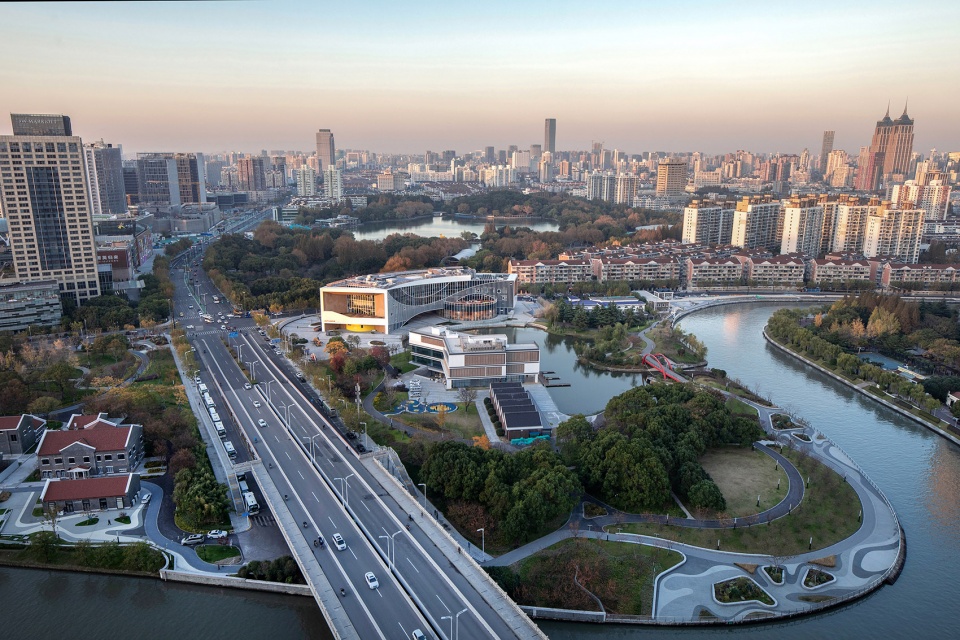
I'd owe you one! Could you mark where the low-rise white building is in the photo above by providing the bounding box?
[409,327,540,389]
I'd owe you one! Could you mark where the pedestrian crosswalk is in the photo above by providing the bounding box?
[188,329,226,337]
[252,513,275,527]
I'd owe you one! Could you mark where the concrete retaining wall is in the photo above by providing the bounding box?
[159,569,313,596]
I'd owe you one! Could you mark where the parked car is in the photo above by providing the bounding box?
[365,572,379,589]
[181,534,205,546]
[206,530,228,540]
[332,533,346,551]
[141,492,151,504]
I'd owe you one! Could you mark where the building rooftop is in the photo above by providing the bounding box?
[41,475,134,502]
[326,267,514,290]
[38,425,132,456]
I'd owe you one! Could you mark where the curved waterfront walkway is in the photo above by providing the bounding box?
[485,393,903,623]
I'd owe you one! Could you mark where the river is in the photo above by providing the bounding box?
[4,302,958,639]
[350,215,559,241]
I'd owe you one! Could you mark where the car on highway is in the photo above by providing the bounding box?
[186,325,195,329]
[181,534,205,546]
[332,533,346,551]
[364,572,379,589]
[253,400,261,408]
[206,529,228,540]
[244,383,252,390]
[188,305,194,309]
[258,419,267,428]
[411,630,426,640]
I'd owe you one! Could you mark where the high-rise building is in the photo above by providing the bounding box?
[731,196,783,250]
[862,205,924,263]
[0,132,101,303]
[122,161,139,207]
[855,104,914,191]
[316,129,335,172]
[324,165,342,201]
[237,156,266,191]
[136,153,205,206]
[780,196,824,255]
[544,118,556,154]
[890,180,951,221]
[529,144,542,161]
[10,113,71,136]
[655,158,688,196]
[586,171,616,202]
[511,150,532,173]
[819,131,835,174]
[295,165,316,196]
[614,173,638,205]
[682,199,736,245]
[831,198,874,254]
[483,146,495,163]
[83,140,126,215]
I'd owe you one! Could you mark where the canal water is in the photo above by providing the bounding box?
[351,215,559,241]
[3,302,957,639]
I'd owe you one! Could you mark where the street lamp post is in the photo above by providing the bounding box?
[192,369,200,383]
[454,608,467,640]
[378,530,402,568]
[355,382,361,421]
[236,344,243,362]
[418,483,427,510]
[334,473,354,507]
[441,616,452,640]
[477,528,485,556]
[360,421,368,450]
[245,361,256,381]
[264,380,274,404]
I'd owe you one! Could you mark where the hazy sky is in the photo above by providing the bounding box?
[2,1,958,157]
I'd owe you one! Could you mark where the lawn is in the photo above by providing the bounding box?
[396,408,483,440]
[196,544,241,563]
[134,349,179,386]
[390,351,418,374]
[725,397,759,418]
[648,326,702,364]
[699,446,788,518]
[512,537,683,616]
[620,446,863,557]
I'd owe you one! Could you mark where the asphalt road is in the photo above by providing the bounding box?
[170,232,532,639]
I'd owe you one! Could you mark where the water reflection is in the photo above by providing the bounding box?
[350,215,559,241]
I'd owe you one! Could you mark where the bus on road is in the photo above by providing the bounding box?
[243,491,259,514]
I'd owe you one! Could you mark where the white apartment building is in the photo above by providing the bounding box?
[862,206,924,263]
[731,196,783,250]
[324,165,342,201]
[780,197,824,255]
[681,200,735,245]
[295,165,316,196]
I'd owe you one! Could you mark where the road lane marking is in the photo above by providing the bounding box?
[405,557,420,574]
[274,435,280,443]
[350,547,357,560]
[297,470,304,479]
[328,516,337,527]
[285,451,291,460]
[436,594,450,612]
[361,500,371,512]
[312,492,320,502]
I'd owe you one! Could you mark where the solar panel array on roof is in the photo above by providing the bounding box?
[489,382,543,432]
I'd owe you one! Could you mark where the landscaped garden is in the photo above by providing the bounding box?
[697,446,788,518]
[714,576,774,605]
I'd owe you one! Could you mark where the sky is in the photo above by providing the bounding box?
[1,1,958,157]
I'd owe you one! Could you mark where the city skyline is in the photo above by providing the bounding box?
[0,1,958,155]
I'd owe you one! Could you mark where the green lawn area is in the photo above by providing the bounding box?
[512,537,683,616]
[76,517,100,527]
[648,326,702,364]
[196,544,241,563]
[396,406,483,440]
[390,351,418,374]
[115,515,131,524]
[699,446,788,518]
[134,349,178,386]
[725,397,759,418]
[620,446,862,557]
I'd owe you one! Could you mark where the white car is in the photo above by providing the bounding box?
[141,492,151,505]
[253,400,261,408]
[332,533,346,551]
[206,529,228,540]
[258,419,267,428]
[243,383,252,390]
[364,572,379,590]
[186,325,195,329]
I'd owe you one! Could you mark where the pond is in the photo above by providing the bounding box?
[350,215,559,241]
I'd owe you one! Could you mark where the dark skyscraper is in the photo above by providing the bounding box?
[483,146,495,163]
[819,130,835,174]
[316,129,335,172]
[11,113,72,136]
[544,118,556,154]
